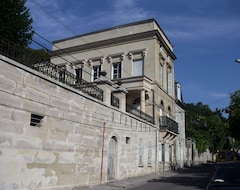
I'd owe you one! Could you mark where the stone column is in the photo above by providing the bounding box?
[140,89,145,112]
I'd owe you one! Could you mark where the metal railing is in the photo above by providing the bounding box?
[159,116,178,134]
[111,93,120,108]
[0,36,103,102]
[126,104,154,123]
[0,36,47,66]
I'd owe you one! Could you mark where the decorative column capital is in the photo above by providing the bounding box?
[87,59,92,67]
[128,53,133,60]
[142,51,146,57]
[107,56,112,63]
[100,57,104,64]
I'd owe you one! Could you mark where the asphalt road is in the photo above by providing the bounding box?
[127,163,215,190]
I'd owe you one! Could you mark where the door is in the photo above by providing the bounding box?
[108,137,117,180]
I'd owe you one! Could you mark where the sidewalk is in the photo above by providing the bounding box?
[72,170,177,190]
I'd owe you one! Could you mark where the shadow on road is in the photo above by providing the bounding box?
[148,163,215,189]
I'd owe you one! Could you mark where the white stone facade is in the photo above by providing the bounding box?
[0,18,189,189]
[0,55,156,189]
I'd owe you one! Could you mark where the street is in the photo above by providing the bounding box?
[126,163,214,190]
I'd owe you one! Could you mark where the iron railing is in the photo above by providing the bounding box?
[159,116,178,134]
[0,36,103,102]
[126,104,154,123]
[0,36,47,66]
[111,93,120,108]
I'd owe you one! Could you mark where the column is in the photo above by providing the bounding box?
[140,89,145,112]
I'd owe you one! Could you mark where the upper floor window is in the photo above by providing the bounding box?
[167,66,172,95]
[159,63,163,87]
[133,59,143,76]
[92,65,101,81]
[112,62,121,79]
[75,67,82,83]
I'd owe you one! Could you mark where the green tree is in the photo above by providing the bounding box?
[226,90,240,141]
[186,102,228,153]
[0,0,33,46]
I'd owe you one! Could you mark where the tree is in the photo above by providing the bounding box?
[226,90,240,141]
[0,0,33,46]
[186,102,228,153]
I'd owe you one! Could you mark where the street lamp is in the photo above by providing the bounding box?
[235,59,240,63]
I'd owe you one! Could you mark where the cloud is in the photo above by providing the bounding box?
[209,92,229,99]
[160,15,240,42]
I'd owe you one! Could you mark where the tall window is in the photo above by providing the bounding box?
[167,67,172,95]
[133,59,143,76]
[159,63,163,87]
[75,67,82,83]
[92,65,101,81]
[148,141,152,166]
[139,139,144,167]
[112,62,121,79]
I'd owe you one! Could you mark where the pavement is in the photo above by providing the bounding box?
[72,170,177,190]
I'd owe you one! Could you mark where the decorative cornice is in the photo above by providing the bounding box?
[52,30,176,60]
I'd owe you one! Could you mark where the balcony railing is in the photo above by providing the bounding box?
[111,93,120,108]
[34,62,104,101]
[126,104,154,123]
[159,116,178,134]
[0,36,103,102]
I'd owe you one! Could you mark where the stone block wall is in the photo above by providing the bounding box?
[0,55,156,189]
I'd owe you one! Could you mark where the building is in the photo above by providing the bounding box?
[51,18,186,171]
[0,18,186,189]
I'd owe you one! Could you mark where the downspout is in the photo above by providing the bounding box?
[100,122,106,183]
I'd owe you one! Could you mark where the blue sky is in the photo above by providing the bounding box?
[26,0,240,112]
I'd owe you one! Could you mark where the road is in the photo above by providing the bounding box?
[126,163,214,190]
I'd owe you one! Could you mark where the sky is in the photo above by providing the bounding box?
[26,0,240,112]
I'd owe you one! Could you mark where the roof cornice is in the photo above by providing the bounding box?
[52,30,176,60]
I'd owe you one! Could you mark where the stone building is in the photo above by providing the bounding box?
[51,18,186,171]
[0,18,186,189]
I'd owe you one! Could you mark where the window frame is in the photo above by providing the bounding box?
[92,65,101,81]
[133,58,143,76]
[112,62,122,79]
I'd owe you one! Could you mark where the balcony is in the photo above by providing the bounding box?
[159,116,178,134]
[126,104,154,124]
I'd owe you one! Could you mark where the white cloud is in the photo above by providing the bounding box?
[209,92,229,99]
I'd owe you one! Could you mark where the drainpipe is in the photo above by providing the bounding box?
[100,122,106,183]
[152,89,155,125]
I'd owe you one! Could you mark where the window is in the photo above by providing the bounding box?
[30,113,44,127]
[112,62,121,79]
[159,63,163,87]
[167,67,172,95]
[92,65,101,80]
[75,67,82,83]
[133,59,143,76]
[139,139,144,167]
[126,137,131,144]
[148,142,152,166]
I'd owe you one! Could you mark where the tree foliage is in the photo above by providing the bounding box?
[186,102,228,153]
[226,90,240,141]
[0,0,33,46]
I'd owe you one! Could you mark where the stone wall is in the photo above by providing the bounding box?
[0,55,156,190]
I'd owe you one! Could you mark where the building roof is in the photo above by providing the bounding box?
[53,18,173,48]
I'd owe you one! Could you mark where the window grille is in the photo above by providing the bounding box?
[30,113,44,127]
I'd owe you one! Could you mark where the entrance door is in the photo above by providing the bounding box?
[108,137,117,180]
